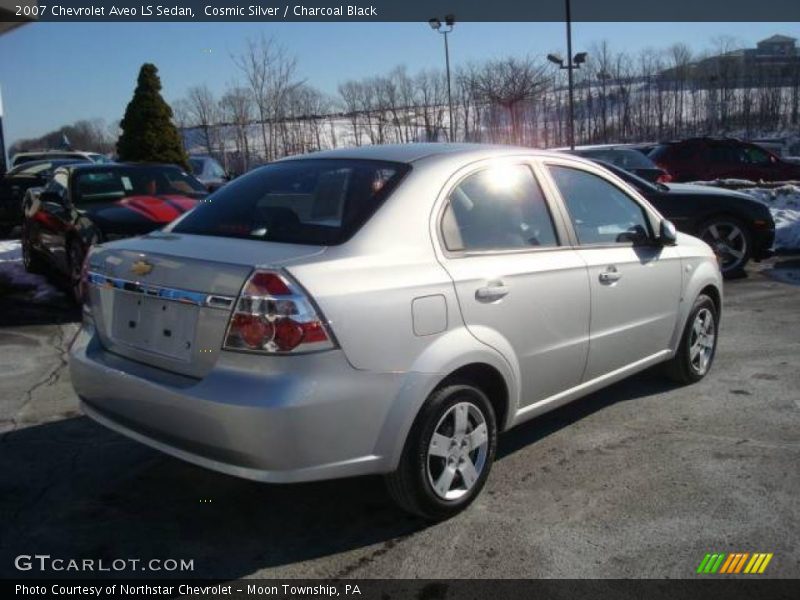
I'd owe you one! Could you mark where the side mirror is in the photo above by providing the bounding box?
[659,219,677,245]
[616,224,651,246]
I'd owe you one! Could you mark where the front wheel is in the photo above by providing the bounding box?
[66,238,86,304]
[664,294,718,384]
[22,224,46,274]
[385,382,497,520]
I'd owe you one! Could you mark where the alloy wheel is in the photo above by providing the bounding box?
[700,220,748,273]
[426,401,489,500]
[689,307,716,375]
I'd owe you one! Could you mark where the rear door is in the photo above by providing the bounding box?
[434,159,590,407]
[542,159,682,380]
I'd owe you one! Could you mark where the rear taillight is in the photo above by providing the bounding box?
[656,171,673,183]
[223,269,335,354]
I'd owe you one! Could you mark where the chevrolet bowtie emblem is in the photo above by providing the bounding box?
[131,260,154,276]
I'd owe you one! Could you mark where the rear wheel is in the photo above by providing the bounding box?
[385,382,497,520]
[664,294,718,384]
[698,217,751,277]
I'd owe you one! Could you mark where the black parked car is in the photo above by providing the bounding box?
[567,145,671,183]
[0,158,90,237]
[593,161,774,276]
[22,163,207,301]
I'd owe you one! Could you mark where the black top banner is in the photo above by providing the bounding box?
[5,0,800,22]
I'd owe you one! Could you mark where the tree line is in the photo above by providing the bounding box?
[10,33,800,172]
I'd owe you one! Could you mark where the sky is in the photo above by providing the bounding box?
[0,21,797,148]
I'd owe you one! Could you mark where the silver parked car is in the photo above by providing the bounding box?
[69,144,722,519]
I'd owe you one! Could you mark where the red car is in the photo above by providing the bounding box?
[22,163,207,302]
[649,137,800,183]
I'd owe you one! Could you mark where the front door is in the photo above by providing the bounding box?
[436,161,591,406]
[544,162,682,380]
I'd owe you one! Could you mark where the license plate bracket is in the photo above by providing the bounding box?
[111,293,198,361]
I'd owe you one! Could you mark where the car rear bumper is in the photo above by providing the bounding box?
[69,323,416,483]
[752,228,775,261]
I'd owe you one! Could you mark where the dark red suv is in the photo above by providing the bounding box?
[649,138,800,182]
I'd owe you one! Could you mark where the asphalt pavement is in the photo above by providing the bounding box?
[0,257,798,579]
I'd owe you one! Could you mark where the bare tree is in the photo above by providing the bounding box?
[186,85,219,155]
[474,57,549,145]
[220,85,254,173]
[232,35,299,161]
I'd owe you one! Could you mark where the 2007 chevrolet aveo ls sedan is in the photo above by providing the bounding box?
[70,144,722,519]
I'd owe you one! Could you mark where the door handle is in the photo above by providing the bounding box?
[599,266,621,284]
[476,282,510,302]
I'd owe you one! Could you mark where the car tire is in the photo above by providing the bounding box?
[385,381,497,520]
[664,294,718,385]
[21,225,46,274]
[66,238,86,305]
[698,217,752,278]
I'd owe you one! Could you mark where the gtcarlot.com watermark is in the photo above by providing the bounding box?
[14,554,194,573]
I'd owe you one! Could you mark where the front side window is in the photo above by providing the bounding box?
[172,159,409,246]
[442,164,558,252]
[548,165,651,246]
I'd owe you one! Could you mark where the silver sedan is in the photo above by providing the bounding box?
[69,144,722,519]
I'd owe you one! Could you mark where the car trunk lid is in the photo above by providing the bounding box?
[85,232,326,378]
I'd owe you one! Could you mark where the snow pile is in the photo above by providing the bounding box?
[738,185,800,251]
[688,181,800,251]
[0,240,64,303]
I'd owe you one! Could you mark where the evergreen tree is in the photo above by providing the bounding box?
[117,63,189,169]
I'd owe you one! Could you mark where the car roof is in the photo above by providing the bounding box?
[7,158,87,173]
[279,143,568,165]
[559,144,641,152]
[64,162,180,171]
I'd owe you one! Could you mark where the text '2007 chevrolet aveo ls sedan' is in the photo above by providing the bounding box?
[69,144,722,519]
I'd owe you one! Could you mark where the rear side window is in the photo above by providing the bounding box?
[442,164,558,252]
[172,159,409,245]
[548,165,651,245]
[739,145,772,165]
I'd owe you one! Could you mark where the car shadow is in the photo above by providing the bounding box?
[0,415,425,579]
[764,255,800,286]
[0,282,80,327]
[0,366,680,580]
[497,367,676,460]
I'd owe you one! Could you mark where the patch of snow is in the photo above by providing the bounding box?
[0,240,64,303]
[738,185,800,251]
[0,239,22,262]
[686,182,800,251]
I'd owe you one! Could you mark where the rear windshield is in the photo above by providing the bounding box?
[580,149,656,169]
[189,158,204,174]
[171,159,410,245]
[74,166,207,204]
[648,144,696,161]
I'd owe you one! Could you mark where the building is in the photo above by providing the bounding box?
[660,34,800,86]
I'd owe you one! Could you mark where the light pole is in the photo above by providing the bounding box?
[429,14,455,142]
[546,0,587,150]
